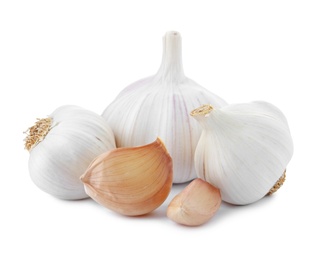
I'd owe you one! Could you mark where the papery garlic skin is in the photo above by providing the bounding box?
[26,105,116,200]
[80,138,173,216]
[167,178,221,226]
[102,31,227,183]
[192,102,294,205]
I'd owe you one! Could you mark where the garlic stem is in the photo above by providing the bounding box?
[190,104,217,131]
[155,31,185,83]
[190,104,214,117]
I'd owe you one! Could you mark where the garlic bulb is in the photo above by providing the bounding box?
[24,105,116,200]
[80,138,173,216]
[191,102,294,205]
[102,31,227,183]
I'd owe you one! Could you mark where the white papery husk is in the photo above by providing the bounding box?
[102,31,227,183]
[192,101,294,205]
[27,105,116,200]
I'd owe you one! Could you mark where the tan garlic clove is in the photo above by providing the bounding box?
[167,178,221,226]
[80,137,173,216]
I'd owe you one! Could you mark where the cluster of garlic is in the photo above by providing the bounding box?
[24,31,293,226]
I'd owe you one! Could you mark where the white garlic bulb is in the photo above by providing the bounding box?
[191,102,294,205]
[102,31,227,183]
[25,105,116,200]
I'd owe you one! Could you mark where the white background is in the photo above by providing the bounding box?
[1,0,319,259]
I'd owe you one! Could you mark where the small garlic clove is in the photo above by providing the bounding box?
[80,138,173,216]
[167,178,221,226]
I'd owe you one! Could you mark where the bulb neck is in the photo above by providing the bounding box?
[190,105,216,130]
[155,31,185,83]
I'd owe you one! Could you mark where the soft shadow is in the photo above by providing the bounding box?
[56,196,97,205]
[54,184,279,226]
[204,194,278,227]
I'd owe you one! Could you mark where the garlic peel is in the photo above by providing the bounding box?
[192,102,294,205]
[167,178,221,226]
[80,138,173,216]
[102,31,227,183]
[25,105,116,200]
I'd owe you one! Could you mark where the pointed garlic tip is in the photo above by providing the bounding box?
[167,178,221,226]
[268,170,286,195]
[24,117,52,151]
[81,137,173,216]
[79,172,86,183]
[156,30,185,82]
[190,104,214,117]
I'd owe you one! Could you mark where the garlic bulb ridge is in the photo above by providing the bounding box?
[191,102,294,205]
[102,31,227,183]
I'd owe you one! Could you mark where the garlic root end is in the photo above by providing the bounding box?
[268,170,286,195]
[24,117,52,151]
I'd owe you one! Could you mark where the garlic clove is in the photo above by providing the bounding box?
[25,105,116,200]
[80,138,173,216]
[191,102,294,205]
[167,178,221,226]
[102,31,227,184]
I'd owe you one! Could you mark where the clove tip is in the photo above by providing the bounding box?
[79,173,88,184]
